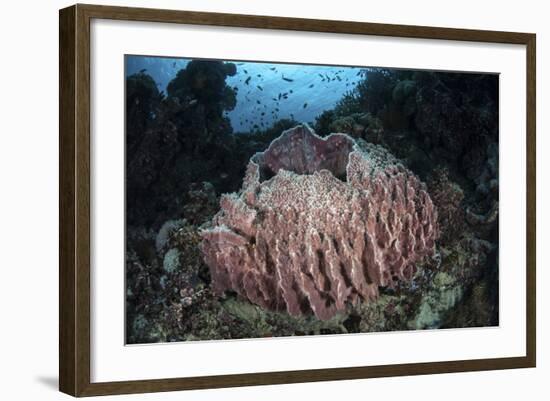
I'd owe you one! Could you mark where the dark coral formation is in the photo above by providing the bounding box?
[315,69,498,184]
[126,60,239,228]
[201,125,438,320]
[427,168,466,245]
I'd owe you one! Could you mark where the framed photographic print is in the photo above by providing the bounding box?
[59,4,536,397]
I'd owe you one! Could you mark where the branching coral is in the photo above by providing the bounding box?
[201,124,438,320]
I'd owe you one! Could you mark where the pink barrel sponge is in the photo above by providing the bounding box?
[200,124,438,320]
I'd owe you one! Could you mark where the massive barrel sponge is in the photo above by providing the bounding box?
[200,124,438,320]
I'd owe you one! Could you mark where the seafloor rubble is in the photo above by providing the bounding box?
[125,64,498,343]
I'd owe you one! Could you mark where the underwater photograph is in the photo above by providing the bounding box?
[125,55,499,344]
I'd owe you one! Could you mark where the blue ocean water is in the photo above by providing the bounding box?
[126,56,365,132]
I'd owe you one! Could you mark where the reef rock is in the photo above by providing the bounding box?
[200,124,438,320]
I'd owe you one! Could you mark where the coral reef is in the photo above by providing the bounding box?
[181,182,219,225]
[125,62,499,343]
[408,272,463,329]
[427,168,466,245]
[201,124,438,320]
[126,60,239,228]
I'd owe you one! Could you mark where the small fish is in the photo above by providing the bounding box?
[356,71,362,76]
[282,75,294,82]
[270,67,276,71]
[256,100,261,104]
[257,74,262,78]
[188,99,198,106]
[303,102,308,108]
[257,85,263,91]
[318,73,324,78]
[244,69,248,74]
[308,84,314,88]
[272,98,278,101]
[336,75,342,81]
[278,93,282,100]
[139,68,147,73]
[245,76,251,85]
[290,113,294,119]
[289,89,293,93]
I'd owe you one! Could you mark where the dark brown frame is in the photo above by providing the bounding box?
[59,3,536,397]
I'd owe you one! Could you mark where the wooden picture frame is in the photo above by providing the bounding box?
[59,3,536,397]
